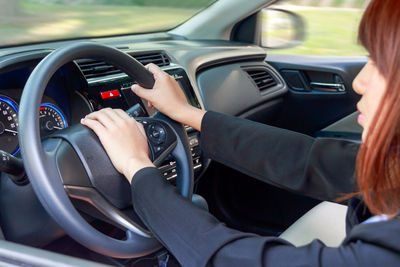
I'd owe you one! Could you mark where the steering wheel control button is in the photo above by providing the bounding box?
[140,119,178,165]
[100,89,121,100]
[147,123,166,145]
[152,129,160,138]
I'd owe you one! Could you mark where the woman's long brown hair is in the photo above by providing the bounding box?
[356,0,400,216]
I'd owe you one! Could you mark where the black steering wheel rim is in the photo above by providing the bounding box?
[18,42,194,258]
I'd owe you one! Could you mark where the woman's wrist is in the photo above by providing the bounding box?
[123,157,155,183]
[173,104,206,131]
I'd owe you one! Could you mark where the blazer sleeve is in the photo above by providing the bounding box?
[131,168,395,267]
[200,111,360,200]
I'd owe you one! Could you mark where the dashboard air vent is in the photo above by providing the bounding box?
[245,68,277,93]
[76,52,170,80]
[76,59,122,79]
[132,52,170,67]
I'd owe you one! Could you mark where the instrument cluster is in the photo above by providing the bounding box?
[0,94,68,155]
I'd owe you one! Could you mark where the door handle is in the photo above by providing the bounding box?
[310,82,346,92]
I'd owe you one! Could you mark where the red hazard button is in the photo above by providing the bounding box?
[100,90,120,100]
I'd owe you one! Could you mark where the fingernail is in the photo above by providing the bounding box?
[131,84,137,91]
[80,118,85,124]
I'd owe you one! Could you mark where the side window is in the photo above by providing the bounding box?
[262,0,368,56]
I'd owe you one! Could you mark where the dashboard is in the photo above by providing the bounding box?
[74,59,204,181]
[0,36,288,246]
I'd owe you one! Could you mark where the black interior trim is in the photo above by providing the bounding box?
[196,54,267,73]
[230,12,260,44]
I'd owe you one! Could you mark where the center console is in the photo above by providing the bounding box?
[80,67,203,181]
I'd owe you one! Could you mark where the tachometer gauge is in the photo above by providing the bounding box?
[39,103,68,137]
[0,95,19,155]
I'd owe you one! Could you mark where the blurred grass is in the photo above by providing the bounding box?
[269,7,367,56]
[0,1,199,46]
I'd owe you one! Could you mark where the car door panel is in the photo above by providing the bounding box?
[266,54,367,136]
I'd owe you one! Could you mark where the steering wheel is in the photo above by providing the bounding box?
[18,43,194,258]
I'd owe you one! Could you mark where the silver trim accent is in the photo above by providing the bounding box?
[165,164,202,180]
[65,185,153,238]
[310,82,346,92]
[85,63,180,85]
[87,73,128,84]
[166,174,178,180]
[194,164,202,170]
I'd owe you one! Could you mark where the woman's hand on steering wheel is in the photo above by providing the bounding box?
[131,63,190,120]
[132,63,206,131]
[81,108,154,182]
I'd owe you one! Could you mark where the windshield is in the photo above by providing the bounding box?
[0,0,216,47]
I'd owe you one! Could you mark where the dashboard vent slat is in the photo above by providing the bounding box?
[134,53,170,67]
[76,52,170,80]
[76,59,122,79]
[244,68,278,93]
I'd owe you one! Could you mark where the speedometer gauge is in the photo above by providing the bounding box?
[39,103,68,137]
[0,95,19,155]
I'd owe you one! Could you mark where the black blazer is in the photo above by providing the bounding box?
[131,111,400,266]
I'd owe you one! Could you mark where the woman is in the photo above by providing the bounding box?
[81,0,400,265]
